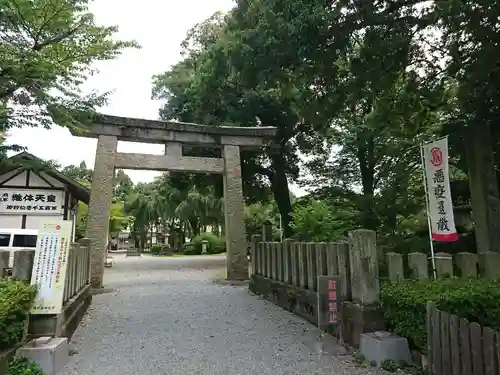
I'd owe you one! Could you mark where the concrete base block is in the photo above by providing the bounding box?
[16,337,68,375]
[359,331,412,367]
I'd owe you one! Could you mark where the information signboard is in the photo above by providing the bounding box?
[317,276,342,330]
[30,220,72,314]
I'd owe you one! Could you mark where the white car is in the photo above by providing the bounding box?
[0,228,38,269]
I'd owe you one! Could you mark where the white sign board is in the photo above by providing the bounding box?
[422,137,458,242]
[0,189,63,215]
[30,220,72,314]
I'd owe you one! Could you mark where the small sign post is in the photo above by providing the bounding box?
[317,276,342,341]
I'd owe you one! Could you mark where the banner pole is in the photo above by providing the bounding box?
[420,142,437,280]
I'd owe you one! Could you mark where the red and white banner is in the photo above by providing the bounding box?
[422,137,458,242]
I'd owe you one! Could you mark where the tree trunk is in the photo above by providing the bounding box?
[270,155,294,238]
[357,133,378,230]
[466,123,500,253]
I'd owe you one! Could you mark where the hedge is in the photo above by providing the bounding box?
[381,277,500,353]
[8,357,45,375]
[0,280,37,350]
[183,233,226,255]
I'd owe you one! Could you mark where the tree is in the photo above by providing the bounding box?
[152,10,301,237]
[0,0,139,134]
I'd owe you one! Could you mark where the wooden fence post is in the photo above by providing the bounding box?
[298,243,307,289]
[348,230,379,305]
[265,242,272,278]
[306,242,317,290]
[250,234,261,276]
[336,242,350,299]
[316,243,327,278]
[276,242,284,282]
[283,239,292,284]
[326,243,338,276]
[12,249,35,282]
[79,238,91,285]
[291,242,299,286]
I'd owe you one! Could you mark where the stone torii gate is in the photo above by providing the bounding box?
[72,114,276,288]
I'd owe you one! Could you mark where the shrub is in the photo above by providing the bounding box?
[8,357,45,375]
[0,280,37,350]
[183,242,201,255]
[189,233,226,255]
[150,243,172,256]
[381,277,500,352]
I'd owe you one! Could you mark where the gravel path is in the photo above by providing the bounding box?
[59,254,386,375]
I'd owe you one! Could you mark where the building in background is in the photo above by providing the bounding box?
[0,152,90,242]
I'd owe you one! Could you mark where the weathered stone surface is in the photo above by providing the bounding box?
[434,252,453,278]
[69,114,276,148]
[454,252,478,278]
[0,249,10,278]
[386,252,403,282]
[12,249,35,281]
[87,135,117,288]
[478,251,500,278]
[165,142,182,156]
[408,252,428,280]
[223,145,248,281]
[360,331,412,366]
[16,337,68,375]
[341,301,386,348]
[114,152,224,173]
[348,230,379,305]
[81,118,276,288]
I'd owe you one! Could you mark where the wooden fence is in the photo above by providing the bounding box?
[385,251,500,282]
[0,239,91,303]
[427,304,500,375]
[251,239,351,298]
[249,229,384,346]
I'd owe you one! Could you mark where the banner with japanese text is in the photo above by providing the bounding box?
[422,137,458,242]
[30,220,73,314]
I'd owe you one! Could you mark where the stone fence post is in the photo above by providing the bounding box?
[0,250,9,278]
[342,229,385,347]
[12,249,36,282]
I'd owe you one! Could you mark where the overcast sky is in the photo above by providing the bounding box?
[6,0,307,196]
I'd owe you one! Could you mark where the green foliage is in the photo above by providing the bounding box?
[150,244,172,256]
[8,357,45,375]
[380,359,398,372]
[0,280,37,350]
[381,278,500,352]
[0,0,139,133]
[189,233,226,255]
[182,242,201,256]
[291,199,353,242]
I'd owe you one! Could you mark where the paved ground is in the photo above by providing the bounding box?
[60,254,386,375]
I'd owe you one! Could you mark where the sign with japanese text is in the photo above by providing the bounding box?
[422,137,458,242]
[317,276,342,330]
[0,189,63,215]
[30,220,72,314]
